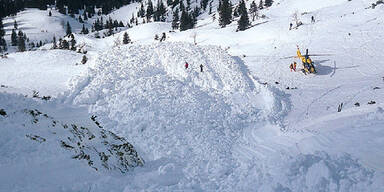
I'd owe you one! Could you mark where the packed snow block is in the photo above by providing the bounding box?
[0,93,143,175]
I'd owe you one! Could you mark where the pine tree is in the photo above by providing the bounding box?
[0,19,5,37]
[264,0,273,7]
[237,0,250,31]
[56,0,66,14]
[201,0,209,10]
[61,39,69,49]
[154,0,167,22]
[172,8,180,30]
[209,1,213,14]
[146,0,154,21]
[258,0,263,9]
[238,0,247,16]
[186,0,191,10]
[52,35,57,49]
[237,13,250,31]
[0,37,6,52]
[66,22,72,36]
[78,15,84,23]
[83,11,88,20]
[218,0,232,27]
[249,1,258,21]
[139,3,145,18]
[180,1,185,12]
[11,29,18,46]
[70,38,76,50]
[14,20,18,29]
[17,31,26,52]
[81,24,87,34]
[179,10,191,31]
[122,32,131,44]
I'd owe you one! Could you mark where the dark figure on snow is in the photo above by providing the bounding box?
[289,23,293,30]
[200,64,204,72]
[185,62,189,69]
[160,32,166,42]
[311,16,315,23]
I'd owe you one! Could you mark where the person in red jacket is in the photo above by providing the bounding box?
[185,62,189,69]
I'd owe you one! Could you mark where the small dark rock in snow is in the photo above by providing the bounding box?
[0,109,6,116]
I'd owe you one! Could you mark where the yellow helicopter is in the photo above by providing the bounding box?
[296,45,316,74]
[283,45,331,74]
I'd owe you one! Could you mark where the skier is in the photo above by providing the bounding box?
[159,32,166,42]
[185,62,189,69]
[200,64,203,72]
[311,16,315,23]
[289,23,293,30]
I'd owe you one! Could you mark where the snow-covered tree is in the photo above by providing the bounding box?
[146,0,154,21]
[123,32,131,44]
[172,8,180,30]
[17,30,26,52]
[11,29,18,46]
[249,1,258,21]
[259,0,263,9]
[138,3,145,18]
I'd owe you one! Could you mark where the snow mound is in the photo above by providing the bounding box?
[68,42,274,189]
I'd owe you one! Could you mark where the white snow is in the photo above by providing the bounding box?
[1,0,384,191]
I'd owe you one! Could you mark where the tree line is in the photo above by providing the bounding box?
[0,0,138,18]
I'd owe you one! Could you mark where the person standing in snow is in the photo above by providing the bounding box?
[160,32,166,42]
[200,64,203,72]
[289,23,293,30]
[185,62,189,69]
[311,16,315,23]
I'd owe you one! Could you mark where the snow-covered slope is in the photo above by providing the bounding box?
[0,49,85,96]
[1,0,384,191]
[69,43,272,188]
[0,92,143,191]
[2,8,86,49]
